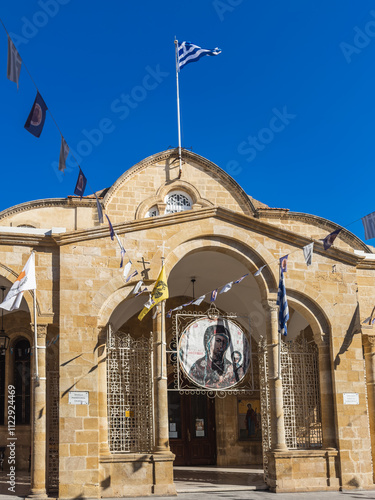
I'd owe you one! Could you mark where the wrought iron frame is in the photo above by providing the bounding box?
[167,304,256,398]
[107,326,154,453]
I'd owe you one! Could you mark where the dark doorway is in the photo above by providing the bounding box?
[168,391,216,466]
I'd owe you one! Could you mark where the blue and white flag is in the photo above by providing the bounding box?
[219,282,233,294]
[178,41,221,71]
[323,229,341,250]
[58,137,69,173]
[94,193,103,224]
[125,269,138,283]
[234,273,249,283]
[74,168,87,198]
[254,266,266,277]
[133,280,143,295]
[192,295,205,306]
[280,255,288,273]
[24,91,48,137]
[303,242,314,267]
[210,289,218,302]
[362,212,375,240]
[123,260,132,281]
[7,36,22,88]
[105,215,115,240]
[276,269,289,336]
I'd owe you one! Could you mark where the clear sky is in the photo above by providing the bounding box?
[0,1,374,242]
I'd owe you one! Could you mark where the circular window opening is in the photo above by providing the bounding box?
[164,191,192,214]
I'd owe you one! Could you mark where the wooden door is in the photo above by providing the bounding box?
[168,391,216,466]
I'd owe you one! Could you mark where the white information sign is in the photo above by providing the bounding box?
[343,393,359,405]
[69,391,89,405]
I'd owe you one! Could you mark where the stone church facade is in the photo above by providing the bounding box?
[0,149,374,496]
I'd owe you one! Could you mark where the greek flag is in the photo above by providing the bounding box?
[178,41,221,71]
[362,211,375,240]
[276,269,289,336]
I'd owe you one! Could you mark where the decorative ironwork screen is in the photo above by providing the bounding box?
[46,370,59,492]
[168,305,255,398]
[107,328,153,453]
[259,337,322,478]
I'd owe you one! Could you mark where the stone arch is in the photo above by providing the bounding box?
[135,179,213,219]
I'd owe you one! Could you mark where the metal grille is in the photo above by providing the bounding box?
[107,329,153,453]
[259,336,322,478]
[46,370,59,492]
[281,338,322,449]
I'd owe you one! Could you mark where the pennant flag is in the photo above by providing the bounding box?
[113,232,125,267]
[192,295,205,306]
[178,41,221,71]
[143,294,155,310]
[58,137,69,173]
[279,255,288,273]
[0,253,36,311]
[234,273,249,283]
[219,282,233,294]
[133,280,143,294]
[7,36,22,88]
[166,309,173,318]
[303,243,314,267]
[323,229,341,250]
[135,287,148,297]
[276,269,289,336]
[123,260,132,280]
[362,212,375,240]
[74,168,87,198]
[94,193,103,224]
[138,265,169,321]
[24,91,48,137]
[210,289,218,302]
[125,269,138,283]
[105,214,115,240]
[254,265,267,277]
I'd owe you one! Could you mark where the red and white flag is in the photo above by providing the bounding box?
[0,253,36,311]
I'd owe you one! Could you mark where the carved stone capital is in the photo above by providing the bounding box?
[30,324,48,338]
[363,333,375,349]
[262,299,278,314]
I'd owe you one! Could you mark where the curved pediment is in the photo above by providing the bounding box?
[103,149,256,223]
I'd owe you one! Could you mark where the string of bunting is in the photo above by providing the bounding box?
[0,334,59,356]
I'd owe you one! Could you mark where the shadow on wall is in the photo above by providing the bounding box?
[334,303,361,368]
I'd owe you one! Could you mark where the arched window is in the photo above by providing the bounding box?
[164,191,192,214]
[14,339,30,425]
[146,206,159,218]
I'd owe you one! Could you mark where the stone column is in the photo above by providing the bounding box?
[363,332,375,482]
[98,325,110,456]
[266,300,287,451]
[153,302,170,452]
[317,339,336,449]
[29,324,47,498]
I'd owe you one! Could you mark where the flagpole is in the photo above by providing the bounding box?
[277,264,281,381]
[33,259,39,383]
[174,39,183,178]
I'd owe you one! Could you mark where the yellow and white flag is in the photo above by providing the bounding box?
[138,265,168,321]
[0,253,36,311]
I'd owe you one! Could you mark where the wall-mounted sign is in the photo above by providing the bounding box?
[179,317,250,389]
[68,391,89,405]
[343,393,359,405]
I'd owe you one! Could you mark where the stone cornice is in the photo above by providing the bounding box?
[52,206,369,267]
[0,197,97,221]
[0,233,56,247]
[256,210,370,253]
[102,148,256,215]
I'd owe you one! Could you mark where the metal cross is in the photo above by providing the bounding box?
[137,257,151,280]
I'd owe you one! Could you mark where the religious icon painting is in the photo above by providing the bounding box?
[238,398,262,441]
[178,317,250,390]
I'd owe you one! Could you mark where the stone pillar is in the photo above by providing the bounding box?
[98,325,110,456]
[153,302,170,452]
[29,324,48,498]
[363,332,375,482]
[317,339,337,449]
[266,300,287,451]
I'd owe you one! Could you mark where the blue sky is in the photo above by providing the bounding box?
[0,1,374,242]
